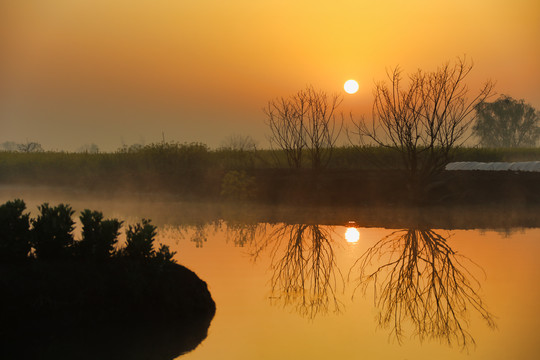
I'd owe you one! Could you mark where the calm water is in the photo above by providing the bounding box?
[2,187,540,359]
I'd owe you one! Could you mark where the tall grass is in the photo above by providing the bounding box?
[0,143,539,197]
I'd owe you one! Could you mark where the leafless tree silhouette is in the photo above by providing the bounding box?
[351,57,494,197]
[350,228,496,351]
[250,224,344,319]
[219,134,258,152]
[17,141,44,153]
[264,86,344,170]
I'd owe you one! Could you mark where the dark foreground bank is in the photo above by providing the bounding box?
[0,259,216,360]
[0,199,215,359]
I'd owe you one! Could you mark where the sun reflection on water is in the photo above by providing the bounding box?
[345,227,360,243]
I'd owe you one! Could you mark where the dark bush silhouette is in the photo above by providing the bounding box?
[0,199,213,359]
[123,219,158,261]
[0,199,31,261]
[155,244,177,264]
[0,199,176,264]
[78,209,123,260]
[31,203,75,260]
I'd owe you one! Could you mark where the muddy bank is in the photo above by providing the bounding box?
[250,169,540,206]
[2,166,539,206]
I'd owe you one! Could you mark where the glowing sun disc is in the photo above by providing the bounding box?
[345,227,360,243]
[344,80,359,94]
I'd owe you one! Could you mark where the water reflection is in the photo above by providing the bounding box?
[350,229,497,350]
[345,227,360,243]
[191,223,209,248]
[224,220,264,247]
[250,224,344,319]
[162,221,497,349]
[160,222,217,248]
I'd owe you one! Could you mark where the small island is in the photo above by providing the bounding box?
[0,199,216,360]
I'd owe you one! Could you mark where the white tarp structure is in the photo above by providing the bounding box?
[446,161,540,172]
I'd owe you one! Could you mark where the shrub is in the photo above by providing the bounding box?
[0,199,31,261]
[123,219,158,261]
[155,244,177,264]
[31,203,75,260]
[78,210,123,260]
[220,170,256,201]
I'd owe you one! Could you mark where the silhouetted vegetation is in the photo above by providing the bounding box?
[220,170,256,201]
[78,209,123,260]
[17,141,44,153]
[31,203,76,260]
[0,199,215,359]
[473,94,540,147]
[0,199,176,263]
[0,199,31,261]
[264,85,343,169]
[351,57,494,200]
[76,143,100,153]
[0,141,539,206]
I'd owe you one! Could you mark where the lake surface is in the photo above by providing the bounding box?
[2,186,540,359]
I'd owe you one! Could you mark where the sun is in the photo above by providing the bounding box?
[344,79,359,94]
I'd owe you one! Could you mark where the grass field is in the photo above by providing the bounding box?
[1,143,539,205]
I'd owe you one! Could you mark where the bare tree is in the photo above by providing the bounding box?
[218,134,259,169]
[77,143,100,154]
[352,57,494,195]
[219,134,258,152]
[17,141,44,153]
[473,95,540,147]
[350,229,496,351]
[264,86,343,169]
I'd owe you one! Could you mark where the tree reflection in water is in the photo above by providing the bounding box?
[224,221,265,247]
[350,229,496,350]
[250,224,344,319]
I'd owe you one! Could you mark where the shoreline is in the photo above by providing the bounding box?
[0,259,216,359]
[1,178,540,230]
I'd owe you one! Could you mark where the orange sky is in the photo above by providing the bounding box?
[1,0,539,150]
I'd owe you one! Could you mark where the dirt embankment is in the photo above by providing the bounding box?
[2,165,539,207]
[250,169,540,207]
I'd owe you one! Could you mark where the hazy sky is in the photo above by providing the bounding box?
[1,0,539,151]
